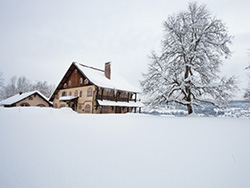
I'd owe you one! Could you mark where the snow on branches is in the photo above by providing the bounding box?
[141,2,237,114]
[244,54,250,100]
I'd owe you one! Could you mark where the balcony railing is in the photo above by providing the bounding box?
[96,95,135,102]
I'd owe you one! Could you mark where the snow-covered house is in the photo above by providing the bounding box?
[49,62,143,113]
[0,91,52,107]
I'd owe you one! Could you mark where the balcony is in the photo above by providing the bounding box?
[96,95,135,102]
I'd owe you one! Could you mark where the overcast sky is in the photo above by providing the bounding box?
[0,0,250,98]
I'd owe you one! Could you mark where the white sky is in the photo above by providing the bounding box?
[0,0,249,98]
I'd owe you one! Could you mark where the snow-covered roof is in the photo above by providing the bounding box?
[97,100,144,107]
[0,91,50,106]
[75,62,140,93]
[59,96,78,101]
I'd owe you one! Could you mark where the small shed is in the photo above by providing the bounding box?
[0,91,52,107]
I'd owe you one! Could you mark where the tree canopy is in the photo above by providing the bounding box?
[141,2,236,114]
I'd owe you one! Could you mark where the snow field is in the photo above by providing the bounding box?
[0,107,250,188]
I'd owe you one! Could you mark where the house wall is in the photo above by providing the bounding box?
[53,85,134,114]
[53,85,95,113]
[15,93,50,107]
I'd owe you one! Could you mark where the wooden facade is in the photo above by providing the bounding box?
[50,62,142,113]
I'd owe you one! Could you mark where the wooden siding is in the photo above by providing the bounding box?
[66,69,83,88]
[50,63,93,102]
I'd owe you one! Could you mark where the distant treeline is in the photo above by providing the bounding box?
[0,73,55,100]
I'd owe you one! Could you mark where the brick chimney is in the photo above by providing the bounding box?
[105,62,111,79]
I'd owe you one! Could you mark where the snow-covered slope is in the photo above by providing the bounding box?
[0,107,250,188]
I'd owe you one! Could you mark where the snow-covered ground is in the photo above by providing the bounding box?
[0,107,250,188]
[142,101,250,118]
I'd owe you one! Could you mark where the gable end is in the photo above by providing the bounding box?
[49,62,95,101]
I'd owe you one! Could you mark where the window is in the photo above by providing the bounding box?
[69,91,72,96]
[87,87,93,97]
[103,106,108,113]
[74,69,77,74]
[107,90,113,97]
[120,92,127,98]
[80,91,82,97]
[124,107,127,113]
[80,78,83,85]
[56,94,59,99]
[60,104,66,108]
[54,103,58,108]
[62,91,67,96]
[20,102,30,107]
[85,104,91,113]
[74,90,78,96]
[78,104,82,110]
[28,96,33,100]
[84,79,89,85]
[68,80,71,87]
[37,104,45,107]
[63,83,67,88]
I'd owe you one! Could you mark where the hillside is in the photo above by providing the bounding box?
[0,107,250,188]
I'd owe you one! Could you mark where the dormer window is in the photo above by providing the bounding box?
[80,78,83,85]
[84,79,89,85]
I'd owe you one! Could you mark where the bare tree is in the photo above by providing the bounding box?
[32,81,55,98]
[2,76,18,99]
[141,2,237,114]
[3,76,32,98]
[16,76,32,93]
[1,76,55,100]
[0,72,4,100]
[244,51,250,100]
[0,72,4,88]
[244,82,250,100]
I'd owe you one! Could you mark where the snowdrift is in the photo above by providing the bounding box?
[0,107,250,188]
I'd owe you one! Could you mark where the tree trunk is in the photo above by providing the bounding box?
[185,65,193,114]
[187,103,193,114]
